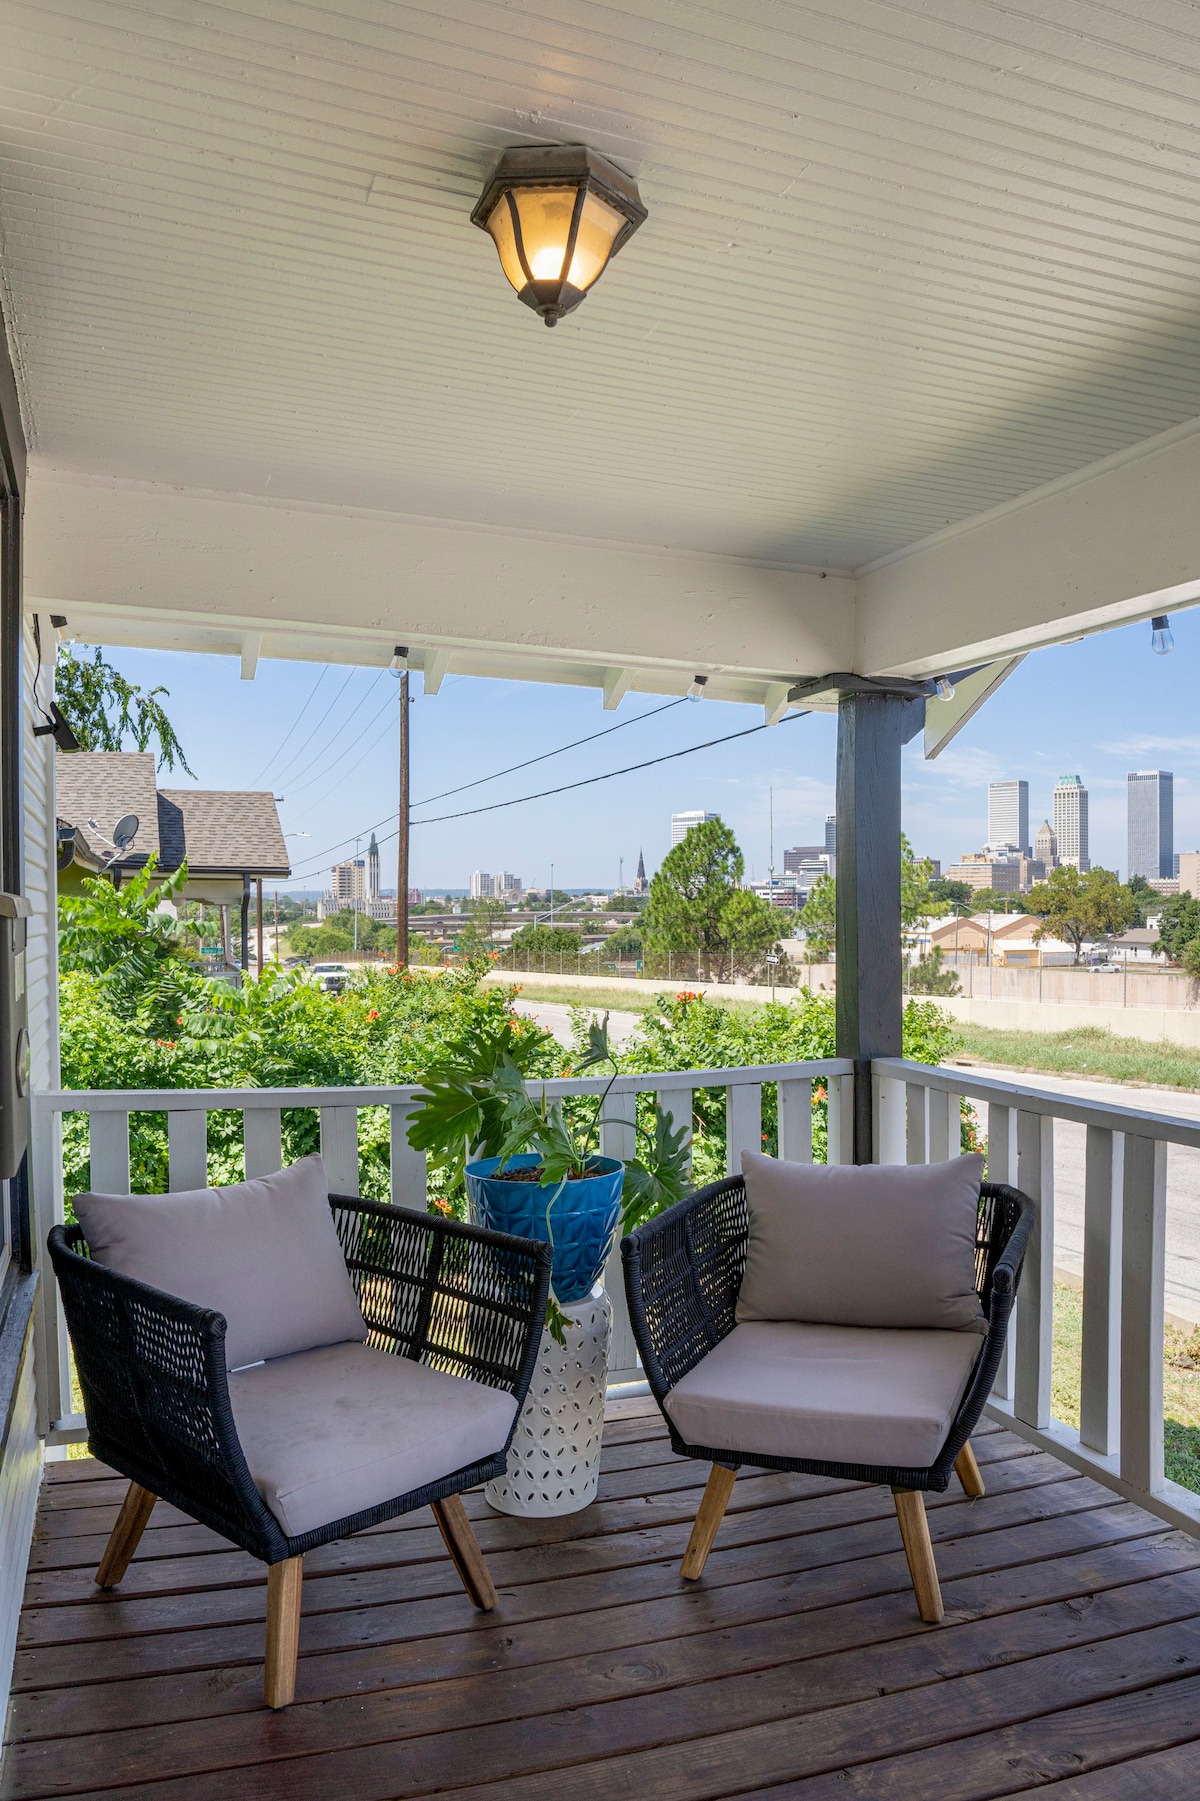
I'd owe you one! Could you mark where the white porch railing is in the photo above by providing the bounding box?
[29,1058,854,1443]
[876,1058,1200,1538]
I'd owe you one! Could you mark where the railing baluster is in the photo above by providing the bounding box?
[826,1073,854,1165]
[320,1106,360,1195]
[30,1100,72,1436]
[726,1083,762,1176]
[777,1079,813,1164]
[243,1107,283,1179]
[874,1074,907,1164]
[1120,1133,1167,1497]
[905,1082,929,1164]
[929,1088,957,1163]
[388,1103,426,1208]
[658,1087,693,1178]
[89,1110,130,1193]
[1015,1109,1054,1430]
[167,1108,208,1192]
[599,1090,637,1166]
[987,1101,1018,1400]
[1080,1125,1122,1456]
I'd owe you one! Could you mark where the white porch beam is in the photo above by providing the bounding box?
[763,682,792,727]
[23,472,853,693]
[420,648,452,696]
[858,416,1200,677]
[602,667,636,711]
[239,632,260,681]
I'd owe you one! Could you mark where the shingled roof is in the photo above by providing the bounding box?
[55,752,290,879]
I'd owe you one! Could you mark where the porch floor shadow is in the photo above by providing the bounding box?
[5,1402,1200,1800]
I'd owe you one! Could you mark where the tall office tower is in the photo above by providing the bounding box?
[496,870,521,895]
[330,858,365,904]
[1127,770,1174,880]
[671,809,717,847]
[1053,776,1090,872]
[469,870,495,899]
[987,780,1029,854]
[825,814,836,862]
[783,844,826,874]
[1034,821,1058,869]
[365,833,381,901]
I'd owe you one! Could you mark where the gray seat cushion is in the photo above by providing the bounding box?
[73,1154,367,1372]
[664,1321,981,1470]
[228,1342,519,1537]
[737,1149,987,1334]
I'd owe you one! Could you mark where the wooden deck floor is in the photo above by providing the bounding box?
[4,1403,1200,1800]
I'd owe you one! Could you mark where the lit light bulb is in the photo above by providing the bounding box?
[935,676,955,701]
[1151,615,1174,656]
[530,245,568,279]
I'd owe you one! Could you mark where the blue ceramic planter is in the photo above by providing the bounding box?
[465,1153,624,1304]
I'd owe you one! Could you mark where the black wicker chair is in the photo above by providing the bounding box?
[622,1174,1035,1623]
[49,1194,551,1707]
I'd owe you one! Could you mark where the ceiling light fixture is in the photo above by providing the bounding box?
[471,145,647,327]
[1150,615,1174,656]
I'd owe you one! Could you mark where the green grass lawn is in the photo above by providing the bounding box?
[952,1023,1200,1092]
[1051,1284,1200,1494]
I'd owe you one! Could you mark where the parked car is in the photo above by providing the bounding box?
[310,962,349,993]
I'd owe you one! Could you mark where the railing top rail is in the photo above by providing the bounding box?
[30,1059,852,1117]
[876,1056,1200,1151]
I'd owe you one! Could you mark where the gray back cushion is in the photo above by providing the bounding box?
[736,1149,987,1333]
[73,1153,367,1370]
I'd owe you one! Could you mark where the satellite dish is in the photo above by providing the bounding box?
[112,814,139,851]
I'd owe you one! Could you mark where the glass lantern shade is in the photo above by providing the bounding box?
[472,146,647,326]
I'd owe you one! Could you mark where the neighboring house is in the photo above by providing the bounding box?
[54,751,290,908]
[926,912,1072,966]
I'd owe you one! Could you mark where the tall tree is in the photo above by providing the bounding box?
[1027,865,1135,964]
[54,644,194,773]
[643,817,780,980]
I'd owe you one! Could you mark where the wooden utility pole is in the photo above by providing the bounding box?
[396,658,410,969]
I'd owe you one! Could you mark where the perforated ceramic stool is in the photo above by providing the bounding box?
[486,1286,612,1516]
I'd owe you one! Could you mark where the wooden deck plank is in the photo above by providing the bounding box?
[7,1567,1200,1800]
[5,1416,1195,1801]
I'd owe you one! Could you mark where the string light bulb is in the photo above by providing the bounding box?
[1150,615,1174,656]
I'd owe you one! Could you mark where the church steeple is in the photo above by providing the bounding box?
[633,849,648,895]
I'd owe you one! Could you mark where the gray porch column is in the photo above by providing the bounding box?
[833,684,926,1163]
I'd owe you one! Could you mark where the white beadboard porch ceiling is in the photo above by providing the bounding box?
[3,0,1200,570]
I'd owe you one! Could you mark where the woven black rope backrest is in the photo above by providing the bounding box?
[976,1182,1024,1315]
[333,1197,546,1396]
[48,1226,274,1551]
[635,1176,747,1391]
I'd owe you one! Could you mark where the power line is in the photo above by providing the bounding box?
[410,696,687,810]
[274,669,388,790]
[286,707,808,877]
[284,689,398,799]
[248,664,329,787]
[268,666,360,788]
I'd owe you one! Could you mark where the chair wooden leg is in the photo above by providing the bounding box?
[264,1556,303,1710]
[681,1463,737,1581]
[892,1489,944,1623]
[955,1440,986,1498]
[95,1482,157,1589]
[431,1494,498,1611]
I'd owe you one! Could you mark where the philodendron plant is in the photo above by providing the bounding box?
[407,1015,690,1342]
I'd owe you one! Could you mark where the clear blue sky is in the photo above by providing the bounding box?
[83,604,1198,894]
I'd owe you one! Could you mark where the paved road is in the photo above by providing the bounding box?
[968,1065,1200,1327]
[512,1000,643,1050]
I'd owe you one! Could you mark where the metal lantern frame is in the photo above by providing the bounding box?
[471,144,648,326]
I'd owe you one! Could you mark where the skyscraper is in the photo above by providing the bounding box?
[366,833,380,901]
[1127,770,1174,880]
[1034,821,1057,869]
[671,809,717,847]
[1053,776,1089,872]
[825,814,836,874]
[987,780,1029,854]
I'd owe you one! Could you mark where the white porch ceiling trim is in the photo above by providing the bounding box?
[24,411,1200,709]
